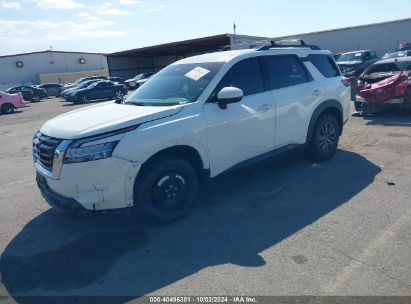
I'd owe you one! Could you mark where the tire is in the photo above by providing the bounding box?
[1,103,15,114]
[134,158,199,224]
[354,100,363,112]
[32,95,40,102]
[79,94,88,104]
[114,91,124,100]
[308,113,340,160]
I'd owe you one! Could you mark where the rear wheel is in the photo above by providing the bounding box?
[308,113,340,160]
[134,158,199,224]
[1,103,15,114]
[32,95,40,102]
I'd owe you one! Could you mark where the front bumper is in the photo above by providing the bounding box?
[34,157,141,212]
[65,95,79,102]
[36,173,85,213]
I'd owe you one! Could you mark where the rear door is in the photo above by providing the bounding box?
[204,57,275,177]
[263,55,323,148]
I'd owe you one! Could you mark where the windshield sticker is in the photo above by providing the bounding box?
[355,53,362,57]
[185,67,210,81]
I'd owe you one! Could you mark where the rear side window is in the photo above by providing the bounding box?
[263,55,310,90]
[308,54,341,78]
[217,57,265,96]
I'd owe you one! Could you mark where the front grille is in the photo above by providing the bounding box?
[33,132,62,172]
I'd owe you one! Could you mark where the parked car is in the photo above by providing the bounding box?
[36,83,63,96]
[108,77,125,84]
[33,43,350,222]
[398,42,411,51]
[6,85,47,102]
[60,79,103,98]
[381,50,411,60]
[337,50,378,100]
[337,50,378,77]
[62,76,107,91]
[5,86,32,101]
[355,57,411,113]
[125,72,155,89]
[64,80,128,103]
[0,91,26,114]
[334,53,342,61]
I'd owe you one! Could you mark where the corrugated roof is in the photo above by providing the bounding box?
[0,50,106,59]
[276,17,411,39]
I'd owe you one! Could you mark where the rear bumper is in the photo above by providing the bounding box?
[356,94,405,106]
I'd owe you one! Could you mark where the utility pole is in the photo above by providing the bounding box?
[233,21,237,44]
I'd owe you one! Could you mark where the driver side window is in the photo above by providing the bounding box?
[216,57,265,97]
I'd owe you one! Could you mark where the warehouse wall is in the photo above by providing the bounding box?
[277,19,411,57]
[0,52,108,90]
[108,55,184,79]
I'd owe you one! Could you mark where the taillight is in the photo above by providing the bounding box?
[341,77,351,87]
[395,80,408,95]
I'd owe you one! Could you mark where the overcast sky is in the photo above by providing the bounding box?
[0,0,410,56]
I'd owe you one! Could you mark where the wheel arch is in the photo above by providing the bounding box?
[136,145,210,190]
[306,99,343,143]
[1,102,16,113]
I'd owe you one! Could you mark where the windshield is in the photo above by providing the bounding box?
[125,62,224,106]
[76,81,94,89]
[364,61,411,75]
[338,52,364,62]
[87,82,100,89]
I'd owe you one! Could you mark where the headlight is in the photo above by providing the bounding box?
[64,141,118,164]
[63,125,139,164]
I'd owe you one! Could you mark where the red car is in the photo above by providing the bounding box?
[355,57,411,113]
[0,91,26,114]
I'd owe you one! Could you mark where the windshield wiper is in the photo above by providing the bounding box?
[125,101,149,106]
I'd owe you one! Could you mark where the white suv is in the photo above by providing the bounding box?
[33,44,351,222]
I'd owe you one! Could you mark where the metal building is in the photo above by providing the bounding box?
[107,34,268,79]
[275,18,411,56]
[0,51,109,90]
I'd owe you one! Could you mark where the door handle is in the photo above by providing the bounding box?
[312,90,321,96]
[258,104,273,112]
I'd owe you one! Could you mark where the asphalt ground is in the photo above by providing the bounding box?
[0,96,410,303]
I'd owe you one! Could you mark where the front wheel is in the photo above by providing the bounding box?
[134,158,199,224]
[114,91,124,100]
[79,94,88,104]
[308,113,340,160]
[32,95,40,102]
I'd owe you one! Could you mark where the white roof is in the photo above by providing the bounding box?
[174,48,331,65]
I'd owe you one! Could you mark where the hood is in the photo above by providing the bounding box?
[40,101,184,139]
[337,61,362,66]
[136,78,148,84]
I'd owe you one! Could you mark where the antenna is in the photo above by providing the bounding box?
[233,21,236,36]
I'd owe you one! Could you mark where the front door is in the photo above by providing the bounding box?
[204,57,275,177]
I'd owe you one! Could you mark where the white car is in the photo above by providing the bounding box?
[33,44,351,222]
[125,72,155,90]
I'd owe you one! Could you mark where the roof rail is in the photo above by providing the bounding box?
[256,39,321,51]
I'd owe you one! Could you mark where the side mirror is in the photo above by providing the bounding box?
[216,86,243,109]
